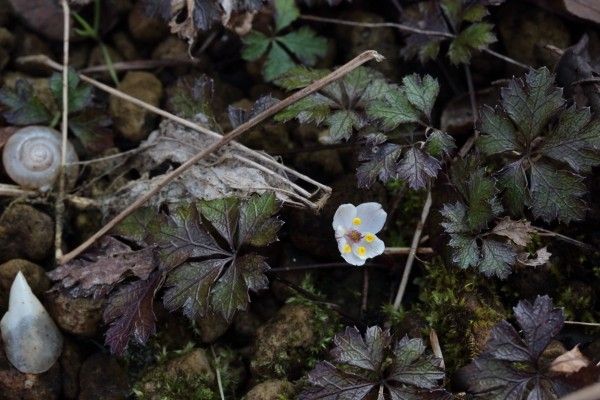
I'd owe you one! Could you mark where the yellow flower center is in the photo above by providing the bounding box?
[342,244,352,253]
[357,246,367,257]
[352,217,362,226]
[364,233,375,243]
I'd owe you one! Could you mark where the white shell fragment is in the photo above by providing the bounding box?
[0,271,63,373]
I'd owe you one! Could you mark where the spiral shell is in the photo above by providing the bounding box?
[2,126,79,190]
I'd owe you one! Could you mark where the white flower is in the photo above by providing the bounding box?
[332,202,387,266]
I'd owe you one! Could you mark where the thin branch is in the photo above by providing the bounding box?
[210,346,226,400]
[79,58,199,74]
[270,262,384,272]
[564,320,600,328]
[57,50,384,264]
[429,329,445,369]
[0,183,98,208]
[393,188,433,309]
[300,14,529,70]
[535,227,598,253]
[19,55,332,199]
[55,0,70,262]
[384,246,433,255]
[361,267,369,316]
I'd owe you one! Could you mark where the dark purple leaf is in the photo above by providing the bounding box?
[396,147,442,190]
[356,134,402,188]
[388,336,445,389]
[331,326,390,372]
[299,362,376,400]
[0,79,51,125]
[514,295,564,360]
[103,272,164,355]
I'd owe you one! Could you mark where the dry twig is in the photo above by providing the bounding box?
[56,50,384,264]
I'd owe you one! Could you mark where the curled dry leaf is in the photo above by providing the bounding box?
[517,247,552,267]
[492,217,535,247]
[100,120,297,216]
[550,345,590,375]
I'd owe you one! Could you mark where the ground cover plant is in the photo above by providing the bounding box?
[0,0,599,399]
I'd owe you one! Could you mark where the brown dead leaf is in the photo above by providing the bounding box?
[550,345,590,375]
[517,247,551,267]
[48,237,159,298]
[492,217,535,247]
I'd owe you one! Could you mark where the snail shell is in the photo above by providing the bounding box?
[2,126,79,190]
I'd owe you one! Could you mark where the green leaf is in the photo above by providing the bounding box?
[462,4,489,22]
[478,106,520,155]
[273,66,329,90]
[440,202,469,234]
[464,169,501,232]
[425,130,456,158]
[332,326,390,372]
[540,107,600,172]
[498,161,529,216]
[448,22,496,65]
[500,67,564,142]
[325,110,360,142]
[274,93,333,124]
[396,147,441,190]
[114,207,163,245]
[448,234,480,270]
[0,79,51,125]
[263,41,297,81]
[389,336,445,389]
[211,253,269,321]
[274,0,300,32]
[165,75,215,121]
[277,27,327,65]
[163,258,228,320]
[402,74,439,120]
[49,68,93,113]
[241,31,271,61]
[238,192,282,247]
[479,239,516,279]
[199,197,240,250]
[367,88,420,130]
[529,162,587,223]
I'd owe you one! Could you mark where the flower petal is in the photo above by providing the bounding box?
[332,204,357,231]
[341,250,366,266]
[363,236,385,258]
[355,202,387,233]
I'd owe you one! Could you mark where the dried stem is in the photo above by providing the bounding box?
[384,246,433,255]
[0,184,98,209]
[392,188,433,309]
[300,14,529,70]
[361,267,369,316]
[564,320,600,328]
[55,0,70,262]
[211,346,226,400]
[429,330,445,369]
[19,54,332,201]
[58,50,384,264]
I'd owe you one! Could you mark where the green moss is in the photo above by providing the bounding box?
[409,260,505,373]
[133,373,218,400]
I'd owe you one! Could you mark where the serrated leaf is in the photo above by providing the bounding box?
[275,93,333,124]
[448,233,480,269]
[165,75,215,120]
[478,106,520,155]
[425,130,456,158]
[529,162,586,223]
[498,161,529,216]
[448,22,496,65]
[389,336,445,389]
[263,41,296,81]
[540,107,600,172]
[479,239,516,279]
[0,79,51,125]
[163,258,228,320]
[464,169,501,231]
[277,26,327,65]
[103,272,164,355]
[211,253,269,321]
[238,192,282,247]
[440,202,469,234]
[491,217,535,247]
[273,66,329,90]
[331,326,390,371]
[300,362,375,400]
[514,295,564,360]
[199,197,240,249]
[274,0,300,31]
[356,137,402,188]
[401,2,446,63]
[500,67,564,142]
[396,147,441,190]
[49,67,93,114]
[402,74,439,120]
[367,88,420,130]
[325,110,360,142]
[241,30,271,61]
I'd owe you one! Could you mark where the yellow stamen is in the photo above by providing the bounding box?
[357,246,367,257]
[342,244,352,253]
[364,233,375,243]
[352,217,362,225]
